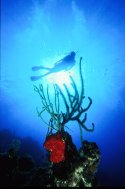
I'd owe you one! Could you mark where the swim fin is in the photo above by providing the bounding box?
[30,76,43,81]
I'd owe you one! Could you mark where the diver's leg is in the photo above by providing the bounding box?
[30,71,52,81]
[32,66,51,71]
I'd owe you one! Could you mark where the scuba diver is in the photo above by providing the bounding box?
[30,51,76,81]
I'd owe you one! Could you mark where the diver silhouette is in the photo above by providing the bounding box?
[30,51,76,81]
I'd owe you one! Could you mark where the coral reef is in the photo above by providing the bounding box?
[53,135,100,187]
[0,132,100,187]
[0,56,101,187]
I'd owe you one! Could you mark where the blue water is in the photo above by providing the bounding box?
[1,0,125,186]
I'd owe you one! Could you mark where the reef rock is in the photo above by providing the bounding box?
[0,132,100,187]
[51,133,101,187]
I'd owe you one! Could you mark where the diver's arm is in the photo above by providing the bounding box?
[53,54,70,66]
[53,60,62,66]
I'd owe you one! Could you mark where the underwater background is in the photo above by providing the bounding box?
[1,0,125,186]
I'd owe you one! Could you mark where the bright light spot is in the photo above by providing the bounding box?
[47,70,74,88]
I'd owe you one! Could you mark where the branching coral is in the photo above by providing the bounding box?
[34,57,95,135]
[34,84,61,132]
